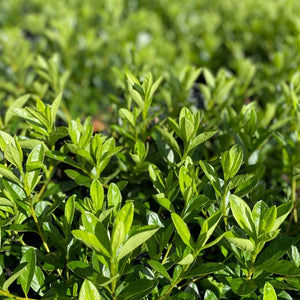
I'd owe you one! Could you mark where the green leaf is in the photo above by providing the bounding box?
[260,206,277,233]
[154,194,175,213]
[111,221,125,255]
[19,248,36,296]
[117,279,157,300]
[50,93,62,127]
[188,130,217,153]
[5,94,30,125]
[0,164,23,186]
[108,183,122,212]
[118,225,159,261]
[4,139,23,172]
[68,261,115,287]
[225,232,255,252]
[263,282,277,300]
[31,266,45,294]
[114,202,134,237]
[184,263,225,279]
[3,262,28,292]
[196,211,222,250]
[79,279,101,300]
[221,145,243,181]
[255,235,294,270]
[230,194,255,237]
[81,213,111,255]
[65,195,76,226]
[72,230,111,257]
[155,126,181,158]
[119,108,135,126]
[90,179,104,212]
[0,131,13,152]
[148,260,172,282]
[171,213,193,249]
[199,160,221,197]
[262,260,300,276]
[230,278,258,296]
[273,201,293,231]
[178,253,194,265]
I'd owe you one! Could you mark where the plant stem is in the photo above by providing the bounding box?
[161,243,172,265]
[30,203,50,253]
[0,289,36,300]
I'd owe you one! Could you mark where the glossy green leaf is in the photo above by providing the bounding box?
[0,131,13,152]
[263,282,277,300]
[225,232,255,252]
[90,179,104,212]
[3,262,27,292]
[108,183,122,211]
[230,278,258,296]
[273,201,293,231]
[72,230,111,257]
[184,263,225,279]
[0,164,23,186]
[148,260,172,282]
[4,139,23,172]
[230,194,255,237]
[171,213,193,249]
[262,260,300,276]
[19,247,36,296]
[118,225,159,261]
[65,195,76,226]
[117,279,156,300]
[188,130,217,153]
[114,202,134,237]
[79,279,101,300]
[221,145,243,181]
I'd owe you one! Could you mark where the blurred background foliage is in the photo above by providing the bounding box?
[1,0,300,118]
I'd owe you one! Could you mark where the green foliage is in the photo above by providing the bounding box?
[0,1,300,299]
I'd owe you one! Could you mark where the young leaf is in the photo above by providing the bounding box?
[118,225,160,261]
[19,248,36,297]
[50,93,62,127]
[221,145,243,181]
[263,282,277,300]
[79,279,101,300]
[230,194,255,237]
[171,213,193,249]
[272,201,293,231]
[148,260,172,282]
[72,230,111,257]
[107,183,122,212]
[188,130,217,153]
[65,195,76,226]
[119,108,135,127]
[225,232,255,252]
[90,179,104,212]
